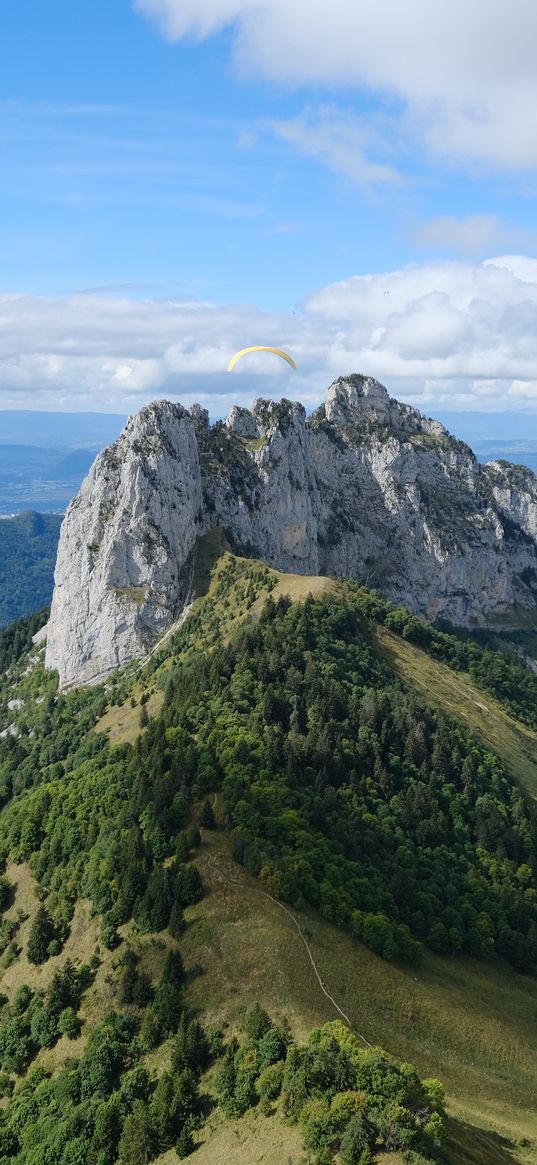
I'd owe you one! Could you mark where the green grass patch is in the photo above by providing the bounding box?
[186,823,537,1163]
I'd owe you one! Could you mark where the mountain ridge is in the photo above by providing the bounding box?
[4,563,537,1161]
[45,373,537,687]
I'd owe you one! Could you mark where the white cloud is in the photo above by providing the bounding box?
[378,292,473,360]
[272,108,401,187]
[484,255,537,284]
[135,0,537,172]
[509,380,537,398]
[134,0,258,40]
[4,256,537,413]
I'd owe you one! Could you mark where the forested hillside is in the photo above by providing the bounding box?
[0,554,537,1162]
[0,512,61,627]
[157,587,537,970]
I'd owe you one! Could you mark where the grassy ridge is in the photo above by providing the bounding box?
[182,821,537,1163]
[93,542,537,1157]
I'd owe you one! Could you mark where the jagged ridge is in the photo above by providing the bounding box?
[45,374,537,687]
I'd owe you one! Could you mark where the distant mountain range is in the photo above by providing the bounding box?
[472,439,537,474]
[0,409,127,449]
[0,411,126,514]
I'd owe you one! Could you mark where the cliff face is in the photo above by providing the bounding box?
[45,375,537,687]
[45,402,202,687]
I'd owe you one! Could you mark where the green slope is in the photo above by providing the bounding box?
[0,511,61,628]
[2,554,537,1163]
[185,821,537,1163]
[375,626,537,800]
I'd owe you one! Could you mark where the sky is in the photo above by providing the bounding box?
[3,1,537,416]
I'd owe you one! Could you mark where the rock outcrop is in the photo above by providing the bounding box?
[46,374,537,687]
[46,401,202,686]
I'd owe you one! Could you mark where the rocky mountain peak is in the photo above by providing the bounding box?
[252,397,307,436]
[45,374,537,687]
[126,397,187,435]
[106,398,193,473]
[325,374,390,425]
[189,403,209,430]
[225,405,259,438]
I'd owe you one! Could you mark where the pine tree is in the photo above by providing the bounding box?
[91,1096,122,1156]
[118,1101,153,1165]
[162,947,184,985]
[340,1113,375,1164]
[176,1125,194,1158]
[171,1013,190,1074]
[244,1003,271,1040]
[171,1014,208,1075]
[132,971,153,1008]
[171,1068,199,1125]
[58,1007,80,1039]
[150,1072,175,1151]
[27,905,54,965]
[139,1005,162,1052]
[186,1019,210,1074]
[148,866,172,932]
[175,833,191,863]
[47,959,79,1016]
[119,963,138,1005]
[200,799,215,829]
[167,901,185,939]
[0,876,12,912]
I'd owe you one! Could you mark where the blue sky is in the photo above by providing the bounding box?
[2,0,537,415]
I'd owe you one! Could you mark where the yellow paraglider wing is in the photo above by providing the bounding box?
[227,346,296,372]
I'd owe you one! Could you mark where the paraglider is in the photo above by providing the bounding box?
[227,346,296,372]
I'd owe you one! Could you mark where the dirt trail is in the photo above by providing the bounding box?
[203,826,373,1048]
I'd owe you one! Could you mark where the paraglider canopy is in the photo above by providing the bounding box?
[227,346,296,372]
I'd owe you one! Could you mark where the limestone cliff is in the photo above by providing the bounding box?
[45,375,537,686]
[45,401,202,686]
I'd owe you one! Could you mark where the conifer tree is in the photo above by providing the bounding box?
[168,901,185,939]
[118,1101,153,1165]
[27,905,54,965]
[176,1125,194,1158]
[200,799,215,829]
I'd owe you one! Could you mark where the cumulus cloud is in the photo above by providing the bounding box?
[135,0,537,172]
[4,256,537,413]
[305,256,537,391]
